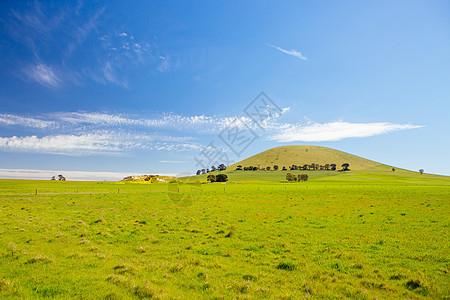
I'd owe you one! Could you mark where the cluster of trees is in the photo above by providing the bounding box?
[236,165,279,171]
[236,163,350,171]
[50,175,66,181]
[207,174,228,182]
[196,164,226,175]
[286,173,308,182]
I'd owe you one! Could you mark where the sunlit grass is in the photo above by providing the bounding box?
[0,173,448,298]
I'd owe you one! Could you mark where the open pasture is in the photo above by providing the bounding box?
[0,176,449,299]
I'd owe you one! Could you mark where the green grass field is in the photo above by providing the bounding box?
[0,169,449,299]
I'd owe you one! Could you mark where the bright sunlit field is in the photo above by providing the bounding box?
[0,172,449,299]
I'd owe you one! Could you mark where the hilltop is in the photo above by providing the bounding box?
[228,145,381,171]
[190,145,450,184]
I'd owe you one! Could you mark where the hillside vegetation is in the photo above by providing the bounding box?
[192,165,450,185]
[228,145,381,171]
[188,145,450,184]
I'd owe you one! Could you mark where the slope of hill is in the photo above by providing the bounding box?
[188,145,450,183]
[228,145,381,171]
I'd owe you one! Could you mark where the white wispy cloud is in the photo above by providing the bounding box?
[269,121,423,142]
[24,64,61,87]
[66,6,105,57]
[103,62,128,88]
[0,133,122,155]
[0,110,278,155]
[0,114,55,128]
[0,131,201,155]
[156,55,179,73]
[152,143,202,152]
[50,111,258,132]
[11,1,66,34]
[0,111,264,133]
[0,111,423,155]
[8,3,159,89]
[160,160,185,163]
[52,112,138,125]
[267,44,307,60]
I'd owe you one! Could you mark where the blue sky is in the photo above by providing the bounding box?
[0,0,449,180]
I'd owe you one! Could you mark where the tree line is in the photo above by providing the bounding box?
[207,174,228,182]
[236,163,350,171]
[286,173,308,182]
[196,164,226,175]
[50,175,66,181]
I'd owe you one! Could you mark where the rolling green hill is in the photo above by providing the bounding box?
[189,145,450,183]
[228,145,381,171]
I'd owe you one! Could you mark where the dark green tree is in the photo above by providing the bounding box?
[298,174,308,181]
[207,174,216,182]
[286,173,296,182]
[216,174,228,182]
[341,163,350,171]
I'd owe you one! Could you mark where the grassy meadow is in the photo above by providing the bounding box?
[0,169,449,299]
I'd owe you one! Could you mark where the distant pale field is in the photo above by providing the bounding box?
[0,171,449,299]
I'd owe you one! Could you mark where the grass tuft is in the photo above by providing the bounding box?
[106,274,128,286]
[389,273,404,280]
[225,226,235,238]
[113,263,135,275]
[242,274,258,281]
[26,255,52,264]
[277,261,296,271]
[0,279,12,291]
